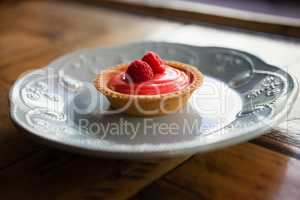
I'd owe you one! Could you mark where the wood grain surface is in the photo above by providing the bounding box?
[1,1,300,199]
[133,143,300,200]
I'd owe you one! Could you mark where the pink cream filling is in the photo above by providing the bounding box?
[107,66,191,95]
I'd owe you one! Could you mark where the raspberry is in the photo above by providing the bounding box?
[126,60,154,83]
[142,51,165,74]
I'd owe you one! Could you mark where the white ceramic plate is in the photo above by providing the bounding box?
[9,42,298,159]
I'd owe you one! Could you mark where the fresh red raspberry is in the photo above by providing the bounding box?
[126,60,154,83]
[142,51,165,74]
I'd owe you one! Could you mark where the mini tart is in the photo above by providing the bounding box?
[94,61,204,116]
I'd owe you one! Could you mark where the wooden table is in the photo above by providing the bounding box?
[1,1,300,199]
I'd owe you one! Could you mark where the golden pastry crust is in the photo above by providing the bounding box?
[94,61,204,116]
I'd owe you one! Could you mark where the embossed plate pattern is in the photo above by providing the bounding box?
[9,42,298,159]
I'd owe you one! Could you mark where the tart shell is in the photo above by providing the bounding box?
[94,61,204,116]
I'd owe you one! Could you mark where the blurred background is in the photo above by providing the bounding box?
[176,0,300,18]
[1,0,300,38]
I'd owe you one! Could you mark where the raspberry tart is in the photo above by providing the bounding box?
[94,51,203,116]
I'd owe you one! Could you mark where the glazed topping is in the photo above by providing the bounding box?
[108,66,190,95]
[108,51,190,95]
